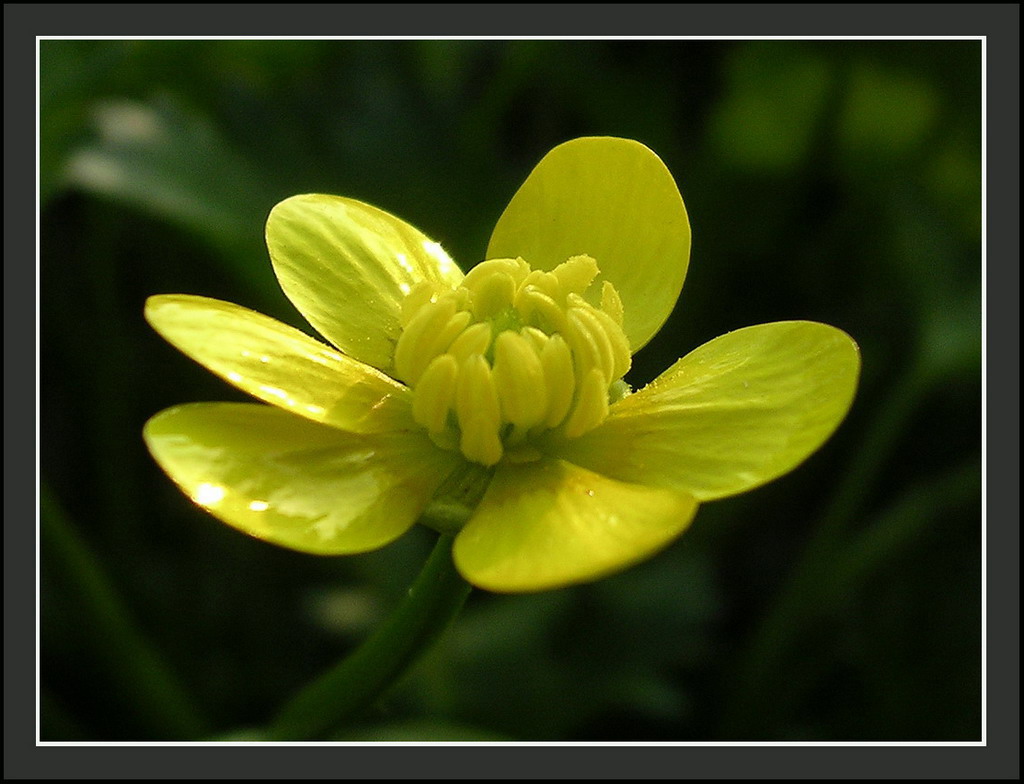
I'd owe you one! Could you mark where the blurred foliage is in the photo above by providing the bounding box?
[39,39,981,741]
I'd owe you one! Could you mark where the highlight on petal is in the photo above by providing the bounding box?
[144,403,462,555]
[266,194,465,371]
[145,295,415,434]
[453,458,699,592]
[486,137,690,351]
[554,321,861,501]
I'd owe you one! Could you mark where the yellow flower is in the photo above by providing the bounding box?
[144,137,860,592]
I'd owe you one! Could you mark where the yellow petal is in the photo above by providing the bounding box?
[145,295,414,434]
[144,403,461,555]
[266,194,464,370]
[486,137,690,351]
[453,459,698,592]
[555,322,860,501]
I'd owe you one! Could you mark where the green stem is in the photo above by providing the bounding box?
[267,535,472,741]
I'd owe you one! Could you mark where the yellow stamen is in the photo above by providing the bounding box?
[412,354,458,433]
[600,280,624,326]
[492,331,547,429]
[540,334,575,427]
[552,254,598,294]
[455,354,503,466]
[394,296,456,383]
[470,271,516,320]
[395,254,632,466]
[448,322,492,361]
[563,367,610,438]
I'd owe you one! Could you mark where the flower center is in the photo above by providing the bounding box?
[392,255,631,466]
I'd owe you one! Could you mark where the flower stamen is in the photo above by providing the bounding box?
[394,255,631,466]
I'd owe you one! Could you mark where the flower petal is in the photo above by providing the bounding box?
[554,321,860,500]
[145,295,415,434]
[453,458,698,592]
[144,403,461,555]
[266,194,465,370]
[486,137,690,351]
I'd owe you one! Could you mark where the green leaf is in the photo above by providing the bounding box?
[64,98,280,300]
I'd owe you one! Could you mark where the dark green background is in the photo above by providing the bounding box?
[40,39,981,741]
